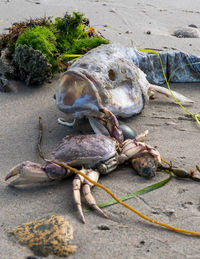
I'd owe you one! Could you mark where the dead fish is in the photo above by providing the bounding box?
[56,43,197,135]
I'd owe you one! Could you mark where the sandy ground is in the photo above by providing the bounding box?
[0,0,200,258]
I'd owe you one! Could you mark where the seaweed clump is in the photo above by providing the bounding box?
[14,44,52,85]
[0,12,109,86]
[0,16,52,57]
[54,12,109,61]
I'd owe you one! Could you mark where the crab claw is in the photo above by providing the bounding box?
[119,137,161,178]
[5,161,51,186]
[131,152,158,178]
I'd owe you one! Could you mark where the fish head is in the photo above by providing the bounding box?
[56,44,149,120]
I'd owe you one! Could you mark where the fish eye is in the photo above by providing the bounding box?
[108,69,116,81]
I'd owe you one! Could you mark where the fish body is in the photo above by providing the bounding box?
[56,43,197,120]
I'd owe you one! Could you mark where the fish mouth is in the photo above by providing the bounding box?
[56,71,102,118]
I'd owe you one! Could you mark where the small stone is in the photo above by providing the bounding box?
[188,24,198,28]
[97,224,110,230]
[9,214,76,257]
[140,240,145,245]
[165,121,176,126]
[164,210,174,217]
[119,124,137,140]
[182,201,193,208]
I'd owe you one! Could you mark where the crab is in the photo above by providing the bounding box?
[5,127,160,223]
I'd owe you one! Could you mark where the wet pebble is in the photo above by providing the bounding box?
[146,30,151,35]
[119,124,137,140]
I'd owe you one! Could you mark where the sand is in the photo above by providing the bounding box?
[0,0,200,258]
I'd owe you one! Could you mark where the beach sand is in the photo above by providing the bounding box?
[0,0,200,258]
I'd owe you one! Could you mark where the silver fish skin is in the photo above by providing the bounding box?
[56,43,198,120]
[56,43,150,119]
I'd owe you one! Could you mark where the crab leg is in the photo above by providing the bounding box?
[135,130,149,142]
[82,169,108,219]
[73,173,86,223]
[73,169,108,223]
[99,107,124,143]
[57,117,76,127]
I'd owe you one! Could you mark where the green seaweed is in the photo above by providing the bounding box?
[15,12,108,72]
[62,37,109,62]
[72,37,109,53]
[0,16,53,56]
[15,26,58,72]
[1,12,109,85]
[53,12,88,52]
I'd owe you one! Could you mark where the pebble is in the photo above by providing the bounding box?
[119,124,137,140]
[97,224,110,230]
[188,24,198,28]
[173,27,200,38]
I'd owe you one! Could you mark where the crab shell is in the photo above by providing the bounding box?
[50,134,118,174]
[56,43,149,119]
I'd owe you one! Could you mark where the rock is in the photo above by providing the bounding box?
[9,214,76,257]
[188,24,198,28]
[0,49,15,78]
[172,27,200,38]
[146,30,151,35]
[13,44,52,86]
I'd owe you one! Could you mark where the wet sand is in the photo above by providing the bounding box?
[0,0,200,258]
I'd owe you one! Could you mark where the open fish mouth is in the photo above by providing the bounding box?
[56,70,102,119]
[56,69,146,119]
